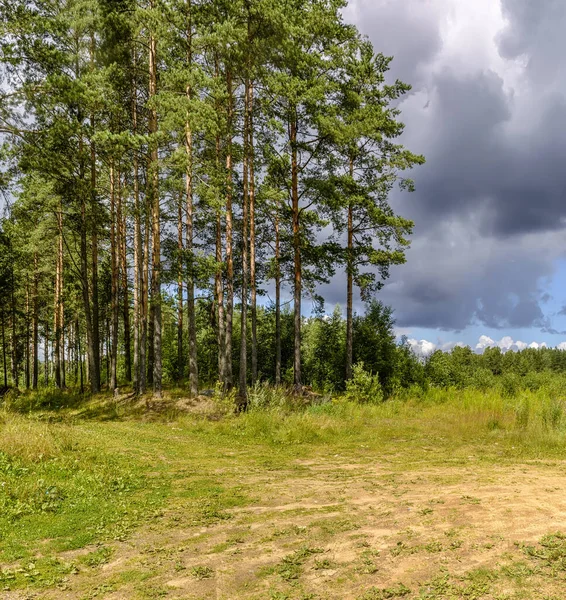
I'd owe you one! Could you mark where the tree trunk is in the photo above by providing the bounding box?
[215,210,225,384]
[87,30,101,394]
[291,114,302,390]
[185,129,198,396]
[25,282,30,389]
[77,318,84,393]
[66,321,71,386]
[213,58,226,386]
[1,309,7,388]
[118,174,132,383]
[110,163,119,392]
[90,141,101,393]
[78,129,98,394]
[132,48,144,394]
[10,267,18,388]
[249,80,258,386]
[133,171,141,392]
[224,69,234,391]
[54,203,64,389]
[274,198,281,386]
[345,154,357,381]
[177,194,184,382]
[105,317,110,388]
[149,22,162,398]
[144,169,152,392]
[185,1,198,397]
[346,202,354,382]
[142,172,150,392]
[44,323,49,387]
[32,254,39,389]
[239,76,250,406]
[80,178,96,394]
[72,321,77,384]
[54,272,60,389]
[147,286,154,386]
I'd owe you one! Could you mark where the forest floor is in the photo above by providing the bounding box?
[2,390,566,599]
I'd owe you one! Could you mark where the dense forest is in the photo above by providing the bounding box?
[0,0,425,403]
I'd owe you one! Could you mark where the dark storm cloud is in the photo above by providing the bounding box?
[375,226,559,331]
[405,72,566,238]
[498,0,566,85]
[402,69,511,228]
[344,0,443,87]
[338,1,566,332]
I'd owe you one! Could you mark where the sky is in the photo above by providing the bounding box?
[324,0,566,354]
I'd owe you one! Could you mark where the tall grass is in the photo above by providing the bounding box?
[0,412,76,462]
[218,385,566,458]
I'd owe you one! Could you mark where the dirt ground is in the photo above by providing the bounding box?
[14,451,566,600]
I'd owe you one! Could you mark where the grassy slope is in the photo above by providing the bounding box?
[1,388,566,598]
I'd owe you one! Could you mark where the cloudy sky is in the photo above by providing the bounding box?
[328,0,566,353]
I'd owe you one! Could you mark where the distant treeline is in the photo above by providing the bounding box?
[421,344,566,397]
[5,293,565,401]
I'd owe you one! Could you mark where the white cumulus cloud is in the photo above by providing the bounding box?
[406,334,553,357]
[407,339,437,357]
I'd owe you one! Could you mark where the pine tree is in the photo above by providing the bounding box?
[325,40,424,380]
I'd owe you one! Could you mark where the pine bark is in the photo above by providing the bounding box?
[224,69,234,391]
[90,151,101,392]
[291,114,302,390]
[345,157,355,381]
[54,272,60,388]
[44,323,49,386]
[214,58,226,386]
[25,282,30,389]
[274,199,282,386]
[186,125,198,396]
[239,76,250,405]
[89,34,101,393]
[118,174,132,383]
[215,210,226,383]
[149,21,162,397]
[1,309,7,388]
[80,168,96,394]
[177,194,184,382]
[10,268,17,388]
[249,80,258,385]
[32,254,39,389]
[110,163,119,392]
[54,203,64,389]
[132,49,144,394]
[185,1,198,396]
[77,318,84,393]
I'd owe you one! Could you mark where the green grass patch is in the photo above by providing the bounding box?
[4,387,566,596]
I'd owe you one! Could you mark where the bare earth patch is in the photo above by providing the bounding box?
[19,453,566,600]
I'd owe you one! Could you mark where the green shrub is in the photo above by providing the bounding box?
[470,368,496,391]
[500,372,521,398]
[345,363,383,404]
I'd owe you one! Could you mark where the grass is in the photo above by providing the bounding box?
[2,386,566,597]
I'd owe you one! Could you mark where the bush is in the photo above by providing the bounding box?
[470,367,496,391]
[345,363,383,404]
[500,372,521,398]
